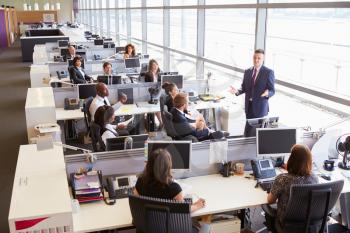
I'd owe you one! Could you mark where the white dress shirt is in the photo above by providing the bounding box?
[101,123,118,145]
[77,67,85,77]
[89,95,122,121]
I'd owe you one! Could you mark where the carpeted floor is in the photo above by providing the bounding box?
[0,41,30,233]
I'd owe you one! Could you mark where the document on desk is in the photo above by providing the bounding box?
[118,117,134,126]
[209,139,228,164]
[118,105,134,114]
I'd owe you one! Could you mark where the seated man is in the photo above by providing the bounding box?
[89,83,127,132]
[171,93,224,141]
[103,61,113,76]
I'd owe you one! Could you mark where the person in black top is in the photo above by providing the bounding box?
[68,56,92,84]
[134,148,205,211]
[144,59,161,83]
[162,82,179,111]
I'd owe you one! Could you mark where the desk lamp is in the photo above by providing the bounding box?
[337,134,350,170]
[148,87,160,104]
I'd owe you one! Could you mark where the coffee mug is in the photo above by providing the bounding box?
[233,162,245,175]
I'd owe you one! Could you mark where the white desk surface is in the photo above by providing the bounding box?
[56,108,84,121]
[72,173,267,233]
[25,87,55,109]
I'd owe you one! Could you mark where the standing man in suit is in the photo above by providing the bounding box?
[229,49,275,136]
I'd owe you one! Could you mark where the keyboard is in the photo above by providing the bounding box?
[259,181,274,193]
[115,187,133,199]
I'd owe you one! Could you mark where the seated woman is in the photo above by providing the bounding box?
[94,105,128,145]
[171,93,224,141]
[161,82,178,111]
[68,56,92,84]
[145,59,161,83]
[265,144,319,230]
[133,148,207,233]
[123,43,136,59]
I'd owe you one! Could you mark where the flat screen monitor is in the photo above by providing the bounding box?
[58,40,69,47]
[78,84,97,99]
[246,116,279,137]
[161,75,184,89]
[104,38,113,41]
[118,88,133,104]
[106,134,149,151]
[146,141,191,170]
[103,42,115,48]
[94,39,104,45]
[97,75,122,85]
[60,48,69,57]
[125,58,140,69]
[256,128,297,158]
[116,46,125,53]
[68,59,84,69]
[76,51,86,58]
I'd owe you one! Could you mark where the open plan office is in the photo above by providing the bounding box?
[2,1,350,233]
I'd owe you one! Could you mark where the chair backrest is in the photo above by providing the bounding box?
[282,180,344,233]
[161,110,178,138]
[89,122,106,152]
[129,195,192,233]
[159,95,165,112]
[82,96,94,131]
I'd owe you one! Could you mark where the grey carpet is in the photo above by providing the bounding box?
[0,41,30,233]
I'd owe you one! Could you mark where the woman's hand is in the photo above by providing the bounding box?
[191,198,206,212]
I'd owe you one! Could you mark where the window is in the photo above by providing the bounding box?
[130,0,142,7]
[170,52,196,79]
[205,9,256,69]
[147,10,163,45]
[119,9,127,37]
[148,44,164,68]
[205,0,256,4]
[131,9,142,39]
[147,0,163,7]
[170,9,197,55]
[170,0,197,6]
[265,8,350,98]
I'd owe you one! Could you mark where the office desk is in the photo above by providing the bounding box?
[72,173,267,233]
[56,108,84,121]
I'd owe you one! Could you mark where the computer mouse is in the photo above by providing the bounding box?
[320,174,331,181]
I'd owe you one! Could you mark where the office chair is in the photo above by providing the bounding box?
[160,109,198,142]
[82,96,94,132]
[262,180,344,233]
[129,195,196,233]
[89,122,106,152]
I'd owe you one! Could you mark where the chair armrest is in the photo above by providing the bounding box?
[262,204,277,218]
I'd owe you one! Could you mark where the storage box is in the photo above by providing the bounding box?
[210,216,241,233]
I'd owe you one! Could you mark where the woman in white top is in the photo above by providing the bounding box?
[94,105,119,146]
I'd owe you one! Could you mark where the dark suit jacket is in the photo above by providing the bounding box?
[164,95,174,112]
[237,65,275,118]
[68,66,92,84]
[170,108,209,140]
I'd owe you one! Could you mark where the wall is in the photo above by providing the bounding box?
[3,0,72,23]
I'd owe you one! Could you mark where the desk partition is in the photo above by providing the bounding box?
[65,133,318,179]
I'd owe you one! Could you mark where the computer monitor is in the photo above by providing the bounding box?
[246,116,279,137]
[118,88,133,104]
[103,42,115,48]
[58,40,69,47]
[104,38,113,41]
[116,46,125,53]
[256,128,297,158]
[78,84,97,99]
[146,141,192,170]
[94,39,104,46]
[76,51,86,60]
[97,75,122,85]
[106,134,149,151]
[60,48,69,57]
[125,58,140,69]
[161,75,184,89]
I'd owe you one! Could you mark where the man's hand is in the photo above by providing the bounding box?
[117,124,126,130]
[261,89,269,97]
[119,93,128,104]
[229,85,238,95]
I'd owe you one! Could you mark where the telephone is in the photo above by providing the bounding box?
[105,175,136,205]
[94,54,102,60]
[64,98,80,110]
[54,55,64,62]
[251,159,276,180]
[56,70,68,79]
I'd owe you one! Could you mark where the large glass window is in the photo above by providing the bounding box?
[147,0,163,7]
[170,52,196,79]
[205,9,256,69]
[265,8,350,98]
[148,44,164,68]
[131,9,142,39]
[147,10,163,45]
[170,9,197,55]
[205,0,256,4]
[170,0,197,6]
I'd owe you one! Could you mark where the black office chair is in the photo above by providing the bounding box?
[161,110,197,142]
[89,122,106,152]
[82,96,94,133]
[129,195,193,233]
[262,180,344,233]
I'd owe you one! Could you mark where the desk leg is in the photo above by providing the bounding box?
[340,193,350,229]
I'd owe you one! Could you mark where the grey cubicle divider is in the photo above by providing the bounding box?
[49,62,69,76]
[64,133,319,179]
[85,47,116,61]
[52,82,158,107]
[21,29,69,62]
